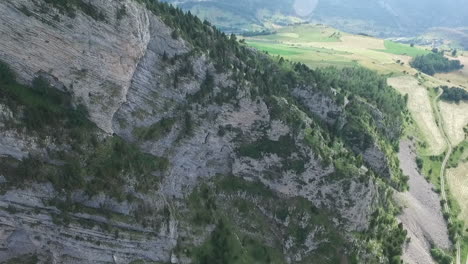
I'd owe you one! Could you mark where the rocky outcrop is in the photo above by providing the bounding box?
[0,0,153,133]
[292,87,344,125]
[293,86,392,178]
[0,184,175,263]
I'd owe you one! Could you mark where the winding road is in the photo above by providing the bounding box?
[432,88,461,264]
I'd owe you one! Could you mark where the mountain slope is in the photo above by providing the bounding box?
[164,0,468,37]
[1,0,408,263]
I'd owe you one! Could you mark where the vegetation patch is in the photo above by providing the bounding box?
[187,71,215,103]
[440,86,468,103]
[183,175,354,263]
[237,135,296,159]
[248,41,305,56]
[248,24,342,43]
[317,67,405,143]
[133,117,176,141]
[246,40,356,69]
[417,154,444,191]
[430,248,453,264]
[4,254,39,264]
[2,136,169,201]
[0,62,89,134]
[237,134,307,173]
[447,141,468,168]
[462,237,468,264]
[43,0,106,21]
[379,40,430,57]
[389,76,446,155]
[0,61,168,201]
[191,219,282,264]
[85,137,169,198]
[410,52,464,75]
[439,100,468,147]
[447,162,468,231]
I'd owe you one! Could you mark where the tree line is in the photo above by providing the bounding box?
[440,86,468,103]
[410,52,464,75]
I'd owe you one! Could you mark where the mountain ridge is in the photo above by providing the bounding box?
[0,0,415,263]
[163,0,468,38]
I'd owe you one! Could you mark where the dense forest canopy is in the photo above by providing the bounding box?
[410,53,464,76]
[440,86,468,103]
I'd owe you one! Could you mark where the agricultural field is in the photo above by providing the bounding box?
[247,41,357,68]
[256,24,343,43]
[388,76,446,155]
[245,24,430,74]
[435,54,468,90]
[439,101,468,146]
[379,40,431,57]
[447,162,468,230]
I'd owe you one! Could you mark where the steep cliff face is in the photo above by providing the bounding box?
[292,87,392,179]
[0,0,153,133]
[0,1,406,263]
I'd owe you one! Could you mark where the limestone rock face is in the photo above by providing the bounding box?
[292,87,343,125]
[0,0,154,133]
[293,86,392,178]
[0,184,175,263]
[0,1,387,263]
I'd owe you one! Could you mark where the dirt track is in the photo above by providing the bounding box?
[434,89,462,264]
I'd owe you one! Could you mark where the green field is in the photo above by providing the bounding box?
[247,41,305,56]
[244,24,422,73]
[256,24,343,43]
[379,40,431,57]
[247,40,357,68]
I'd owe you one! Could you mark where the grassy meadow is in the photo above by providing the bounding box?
[244,24,431,74]
[379,40,431,56]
